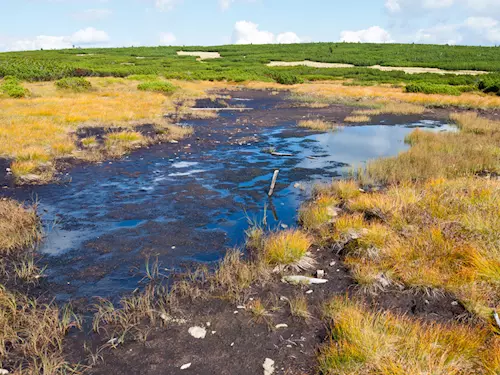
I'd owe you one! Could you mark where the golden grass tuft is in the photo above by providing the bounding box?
[298,119,338,131]
[317,178,500,322]
[299,195,339,230]
[0,199,42,254]
[353,102,426,116]
[318,297,499,375]
[289,295,311,320]
[262,230,312,266]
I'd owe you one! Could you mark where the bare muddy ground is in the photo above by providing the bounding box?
[1,90,472,374]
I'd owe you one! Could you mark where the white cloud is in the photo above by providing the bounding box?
[385,0,500,14]
[232,21,302,44]
[10,36,72,51]
[72,8,112,21]
[70,27,109,44]
[340,26,393,43]
[159,32,177,45]
[5,28,110,52]
[414,24,462,45]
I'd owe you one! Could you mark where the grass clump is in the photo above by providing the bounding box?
[344,115,371,123]
[298,119,338,131]
[0,286,81,374]
[405,82,464,96]
[262,229,312,266]
[318,297,499,375]
[137,81,177,94]
[353,102,425,116]
[299,195,339,230]
[270,72,303,85]
[368,113,500,183]
[0,199,42,254]
[55,77,92,92]
[324,178,500,322]
[0,76,30,98]
[289,295,311,320]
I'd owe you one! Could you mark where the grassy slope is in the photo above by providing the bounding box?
[1,43,500,88]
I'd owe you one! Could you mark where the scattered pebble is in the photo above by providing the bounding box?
[329,261,336,267]
[188,326,207,339]
[234,311,239,314]
[231,342,234,347]
[0,370,8,375]
[306,290,313,294]
[171,246,176,249]
[275,324,288,329]
[237,305,246,309]
[263,358,275,375]
[280,224,289,229]
[180,363,191,370]
[451,301,459,306]
[316,270,325,279]
[212,331,217,334]
[206,322,211,327]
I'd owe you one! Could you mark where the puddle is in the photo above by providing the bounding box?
[8,92,453,300]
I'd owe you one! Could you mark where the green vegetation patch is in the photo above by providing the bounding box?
[137,81,177,94]
[55,77,92,92]
[0,76,30,98]
[405,82,466,96]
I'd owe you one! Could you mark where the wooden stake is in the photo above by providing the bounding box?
[268,170,280,197]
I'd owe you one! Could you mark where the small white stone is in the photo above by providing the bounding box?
[234,311,239,314]
[275,324,288,329]
[316,270,325,279]
[280,224,289,229]
[0,370,8,375]
[306,290,313,294]
[212,331,216,334]
[206,322,211,327]
[263,358,275,375]
[231,342,234,347]
[237,305,246,309]
[180,363,191,370]
[188,326,207,339]
[329,261,336,267]
[171,246,176,249]
[451,301,459,306]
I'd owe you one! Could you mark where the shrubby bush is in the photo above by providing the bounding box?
[478,76,500,95]
[270,72,303,85]
[0,76,30,98]
[55,77,92,92]
[405,83,463,96]
[137,81,177,94]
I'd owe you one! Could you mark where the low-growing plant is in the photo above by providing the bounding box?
[0,199,42,254]
[298,119,338,131]
[1,76,30,98]
[319,297,499,375]
[137,81,177,94]
[405,82,464,96]
[270,71,303,85]
[289,295,311,320]
[55,77,92,92]
[262,229,312,266]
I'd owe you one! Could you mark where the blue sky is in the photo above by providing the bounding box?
[1,0,500,51]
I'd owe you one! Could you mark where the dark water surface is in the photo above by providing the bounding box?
[9,95,452,300]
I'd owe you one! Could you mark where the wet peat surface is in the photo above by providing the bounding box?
[2,90,471,375]
[3,90,455,301]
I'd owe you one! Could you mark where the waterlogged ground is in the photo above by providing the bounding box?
[7,91,452,300]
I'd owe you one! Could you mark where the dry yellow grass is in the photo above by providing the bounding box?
[367,113,500,183]
[0,286,80,374]
[0,78,223,183]
[319,297,500,375]
[263,229,312,266]
[305,177,500,322]
[0,199,41,254]
[298,119,338,131]
[353,102,426,116]
[291,81,500,109]
[344,115,371,123]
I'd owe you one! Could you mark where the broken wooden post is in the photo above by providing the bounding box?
[268,170,280,197]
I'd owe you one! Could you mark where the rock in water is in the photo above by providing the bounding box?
[188,326,207,339]
[263,358,275,375]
